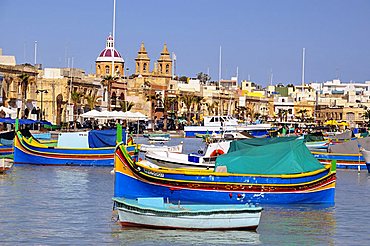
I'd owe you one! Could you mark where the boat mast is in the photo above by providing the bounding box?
[301,48,305,87]
[218,46,222,116]
[34,41,37,65]
[111,0,116,77]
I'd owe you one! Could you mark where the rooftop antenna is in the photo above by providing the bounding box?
[236,66,239,84]
[218,46,222,86]
[301,48,305,87]
[68,57,74,121]
[172,52,176,78]
[206,67,210,86]
[270,69,273,86]
[68,58,74,104]
[34,41,38,65]
[23,42,27,63]
[218,46,222,115]
[111,0,116,77]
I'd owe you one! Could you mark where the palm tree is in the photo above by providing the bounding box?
[279,109,289,122]
[2,75,13,106]
[245,102,256,122]
[84,93,102,111]
[181,93,195,125]
[161,95,177,130]
[206,101,219,116]
[297,109,308,122]
[192,95,204,125]
[17,73,35,118]
[56,94,66,126]
[120,100,135,112]
[363,109,370,126]
[101,75,118,111]
[146,92,160,125]
[71,91,84,122]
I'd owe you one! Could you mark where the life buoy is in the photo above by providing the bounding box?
[210,149,225,157]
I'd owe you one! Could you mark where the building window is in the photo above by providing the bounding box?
[137,62,140,71]
[170,85,173,89]
[166,64,170,73]
[143,63,147,71]
[105,65,110,74]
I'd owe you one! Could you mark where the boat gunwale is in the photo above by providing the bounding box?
[112,198,263,215]
[311,151,362,157]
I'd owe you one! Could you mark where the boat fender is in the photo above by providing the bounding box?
[210,149,225,157]
[229,193,233,199]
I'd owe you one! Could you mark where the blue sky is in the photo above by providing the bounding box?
[1,0,370,86]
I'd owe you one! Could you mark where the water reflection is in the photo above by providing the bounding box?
[259,205,336,245]
[113,227,260,245]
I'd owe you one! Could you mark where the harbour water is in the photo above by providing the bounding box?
[1,137,370,245]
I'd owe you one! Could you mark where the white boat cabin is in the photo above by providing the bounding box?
[203,116,238,127]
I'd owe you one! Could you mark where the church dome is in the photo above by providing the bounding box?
[96,34,124,63]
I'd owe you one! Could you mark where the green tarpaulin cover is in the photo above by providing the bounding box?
[215,138,324,175]
[303,132,325,142]
[227,136,298,153]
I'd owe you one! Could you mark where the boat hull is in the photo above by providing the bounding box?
[115,205,260,230]
[14,132,137,166]
[0,145,13,156]
[114,144,336,204]
[359,148,370,173]
[0,158,13,173]
[312,151,366,170]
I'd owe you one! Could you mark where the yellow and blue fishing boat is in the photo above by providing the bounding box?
[113,138,336,204]
[14,120,137,166]
[312,137,370,170]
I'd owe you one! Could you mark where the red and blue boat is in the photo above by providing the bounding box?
[114,138,336,204]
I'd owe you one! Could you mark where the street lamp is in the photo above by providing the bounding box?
[36,89,48,121]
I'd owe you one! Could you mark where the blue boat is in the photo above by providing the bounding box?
[113,138,336,204]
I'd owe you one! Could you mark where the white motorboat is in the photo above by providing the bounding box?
[140,142,183,153]
[144,141,230,169]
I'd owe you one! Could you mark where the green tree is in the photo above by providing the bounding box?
[363,109,370,126]
[56,94,66,126]
[101,75,118,111]
[196,72,211,84]
[120,101,135,112]
[2,75,13,106]
[193,95,204,125]
[161,95,177,130]
[71,91,84,118]
[84,93,101,111]
[297,109,308,122]
[179,76,188,83]
[181,93,195,125]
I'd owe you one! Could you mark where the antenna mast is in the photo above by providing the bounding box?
[301,48,305,87]
[111,0,116,77]
[34,41,37,65]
